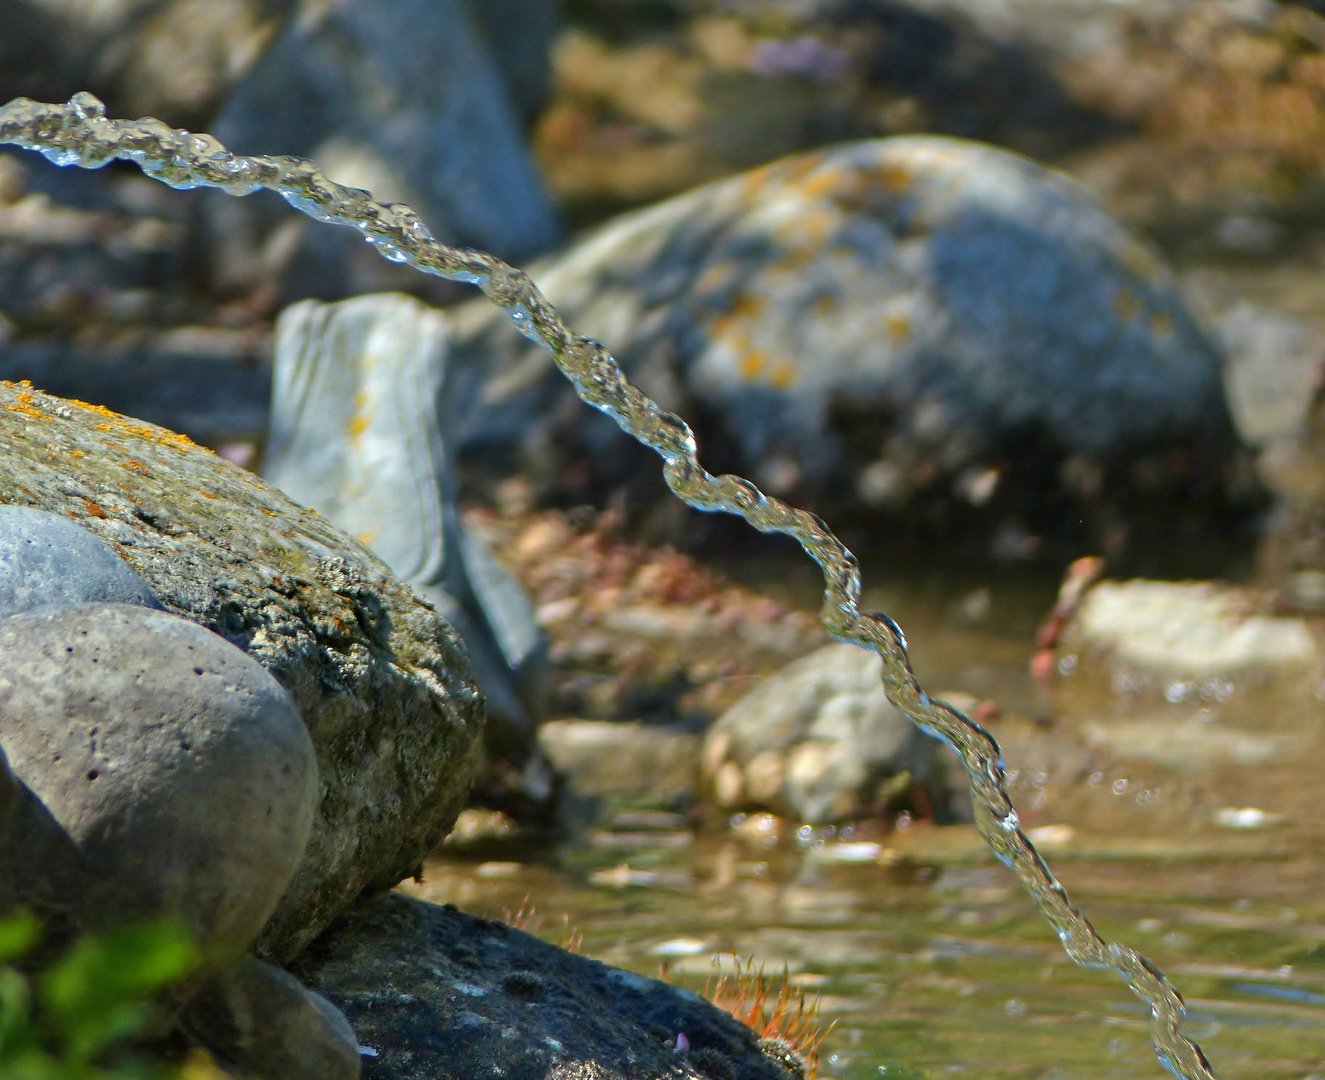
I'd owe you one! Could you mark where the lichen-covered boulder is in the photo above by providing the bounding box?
[450,136,1241,554]
[0,380,484,960]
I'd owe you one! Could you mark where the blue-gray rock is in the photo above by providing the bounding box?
[448,136,1238,536]
[0,504,159,616]
[702,642,961,824]
[212,0,561,264]
[0,604,318,957]
[183,956,361,1080]
[0,380,485,962]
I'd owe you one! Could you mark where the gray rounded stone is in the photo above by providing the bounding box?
[183,956,361,1080]
[702,642,942,824]
[0,604,318,956]
[0,504,159,616]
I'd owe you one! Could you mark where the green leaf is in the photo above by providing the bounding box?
[41,919,199,1065]
[0,912,41,964]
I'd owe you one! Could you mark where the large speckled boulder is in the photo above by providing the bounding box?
[0,380,484,960]
[0,604,317,957]
[449,137,1240,550]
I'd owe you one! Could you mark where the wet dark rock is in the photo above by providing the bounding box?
[702,643,959,825]
[0,380,484,960]
[182,955,361,1080]
[461,0,560,123]
[0,336,272,447]
[0,604,318,957]
[291,891,797,1080]
[0,504,160,615]
[264,293,548,794]
[450,137,1241,557]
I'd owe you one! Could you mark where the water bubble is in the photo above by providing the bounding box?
[1112,778,1129,795]
[1165,681,1193,704]
[1005,998,1027,1017]
[1088,772,1104,787]
[1057,654,1077,675]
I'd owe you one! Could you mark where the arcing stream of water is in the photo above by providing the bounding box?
[0,92,1245,1079]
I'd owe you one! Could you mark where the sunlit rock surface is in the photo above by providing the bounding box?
[1052,578,1324,771]
[451,137,1240,552]
[702,642,964,825]
[0,504,160,614]
[0,603,318,956]
[0,380,484,960]
[263,293,549,807]
[292,892,795,1080]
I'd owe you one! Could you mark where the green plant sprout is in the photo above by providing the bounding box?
[0,910,199,1079]
[0,92,1218,1080]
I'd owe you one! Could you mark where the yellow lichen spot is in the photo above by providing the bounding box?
[880,166,911,192]
[730,290,766,320]
[884,310,911,340]
[814,294,837,317]
[1149,310,1175,337]
[357,531,378,545]
[739,351,767,380]
[347,411,370,440]
[800,166,845,200]
[769,361,798,390]
[1113,287,1141,322]
[695,261,737,293]
[198,490,218,500]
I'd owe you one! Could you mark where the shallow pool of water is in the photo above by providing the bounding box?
[406,567,1325,1080]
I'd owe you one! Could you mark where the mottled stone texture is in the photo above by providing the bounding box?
[0,381,484,960]
[293,892,796,1080]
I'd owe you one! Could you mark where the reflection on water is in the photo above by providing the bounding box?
[404,569,1325,1079]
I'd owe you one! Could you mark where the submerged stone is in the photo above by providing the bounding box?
[0,504,159,616]
[703,642,962,825]
[0,381,483,960]
[0,604,317,957]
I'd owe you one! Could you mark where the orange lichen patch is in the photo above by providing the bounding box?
[4,389,45,422]
[122,459,153,476]
[883,310,910,340]
[1149,310,1175,337]
[65,449,85,459]
[769,361,798,390]
[701,955,833,1079]
[1112,287,1141,322]
[739,351,767,380]
[198,490,218,500]
[80,498,107,519]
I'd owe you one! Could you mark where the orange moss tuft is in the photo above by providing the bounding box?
[701,955,833,1079]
